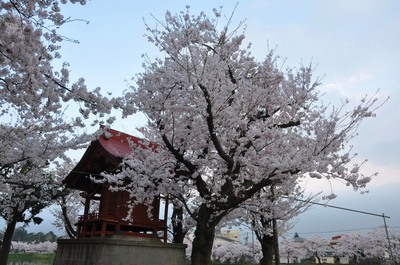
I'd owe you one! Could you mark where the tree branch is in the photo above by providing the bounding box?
[199,83,234,169]
[61,196,77,238]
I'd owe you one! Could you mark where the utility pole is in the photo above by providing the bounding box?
[382,214,395,265]
[242,224,255,265]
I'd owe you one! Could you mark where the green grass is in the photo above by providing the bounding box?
[7,253,55,264]
[187,261,253,265]
[187,263,306,265]
[187,263,254,265]
[208,262,304,265]
[212,263,253,265]
[210,263,305,265]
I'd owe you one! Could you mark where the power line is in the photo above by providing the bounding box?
[285,196,391,219]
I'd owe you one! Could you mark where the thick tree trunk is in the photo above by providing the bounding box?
[259,234,274,265]
[190,205,216,265]
[0,219,17,265]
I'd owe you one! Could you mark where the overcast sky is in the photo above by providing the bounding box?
[3,0,399,239]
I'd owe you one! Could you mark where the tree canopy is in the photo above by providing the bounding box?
[109,6,381,265]
[0,1,115,264]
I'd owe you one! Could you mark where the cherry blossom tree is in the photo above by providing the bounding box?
[11,240,57,253]
[365,228,400,264]
[200,163,317,265]
[51,188,82,239]
[334,232,367,264]
[280,237,304,264]
[10,241,28,253]
[242,182,316,265]
[0,1,115,264]
[110,6,381,265]
[0,164,67,264]
[303,235,331,264]
[32,241,58,253]
[334,229,400,265]
[212,241,251,263]
[50,160,83,239]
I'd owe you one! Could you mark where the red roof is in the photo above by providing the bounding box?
[63,128,147,190]
[98,128,142,158]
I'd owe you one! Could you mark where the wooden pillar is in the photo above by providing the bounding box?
[101,222,107,238]
[101,185,111,219]
[91,222,95,238]
[81,223,87,238]
[116,190,123,221]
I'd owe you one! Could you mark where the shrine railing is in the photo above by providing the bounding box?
[78,212,118,222]
[77,212,166,224]
[75,212,168,241]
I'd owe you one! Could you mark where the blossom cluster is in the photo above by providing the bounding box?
[335,229,400,263]
[11,241,57,253]
[281,229,400,264]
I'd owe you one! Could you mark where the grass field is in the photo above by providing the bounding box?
[7,253,55,264]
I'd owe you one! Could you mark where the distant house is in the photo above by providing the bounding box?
[214,235,237,246]
[282,234,336,264]
[310,235,344,264]
[294,233,306,263]
[221,230,241,242]
[294,233,306,246]
[320,250,335,264]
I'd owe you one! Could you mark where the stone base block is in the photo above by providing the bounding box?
[54,235,187,265]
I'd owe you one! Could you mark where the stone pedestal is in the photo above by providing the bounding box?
[54,235,187,265]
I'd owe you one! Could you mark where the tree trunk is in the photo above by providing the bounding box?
[0,219,17,265]
[190,205,216,265]
[353,254,358,264]
[255,214,275,265]
[259,234,274,265]
[273,218,280,265]
[171,204,186,243]
[61,197,77,239]
[316,255,322,265]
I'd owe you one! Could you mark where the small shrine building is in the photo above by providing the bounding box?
[63,128,168,242]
